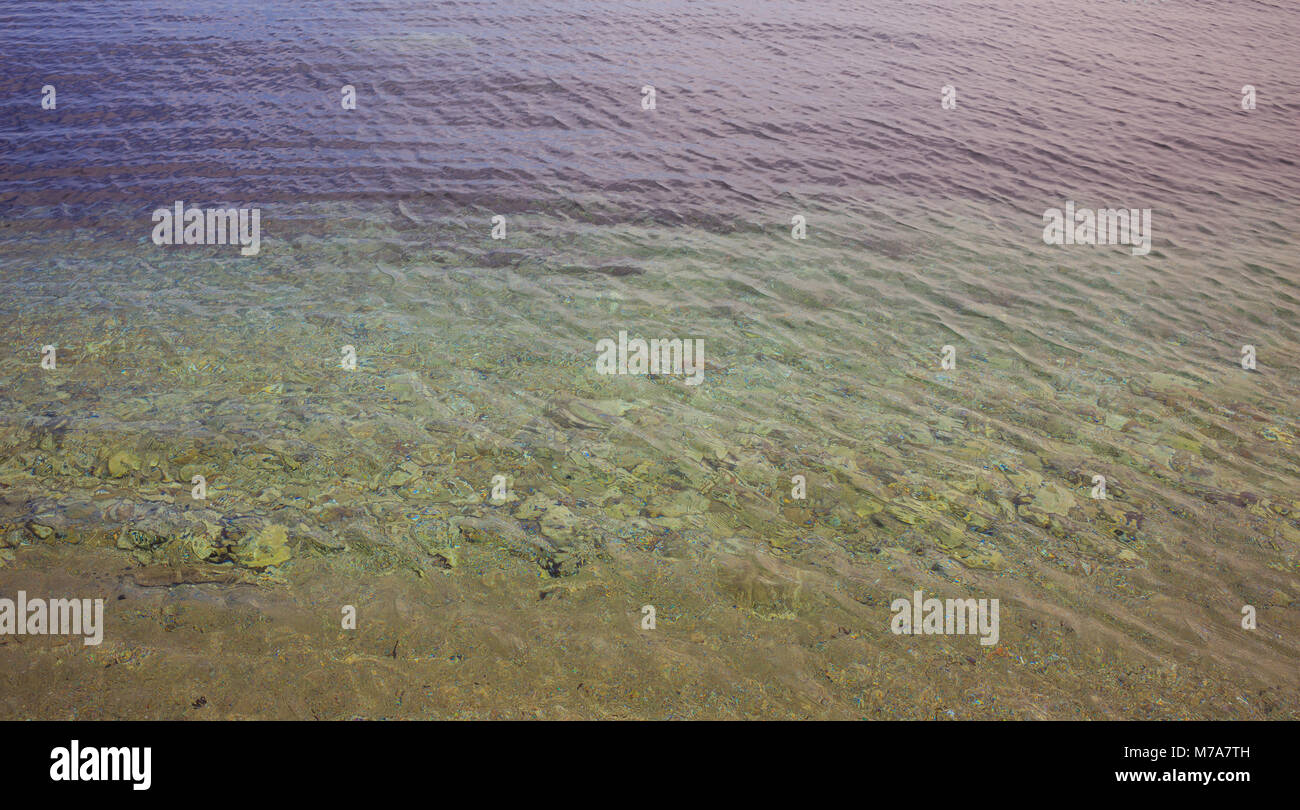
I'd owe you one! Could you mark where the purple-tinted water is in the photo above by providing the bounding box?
[2,0,1297,223]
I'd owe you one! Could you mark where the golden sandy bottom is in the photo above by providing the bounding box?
[2,537,1294,720]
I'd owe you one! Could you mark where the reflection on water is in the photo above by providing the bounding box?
[0,0,1297,718]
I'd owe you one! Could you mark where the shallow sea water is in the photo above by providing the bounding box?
[0,1,1297,718]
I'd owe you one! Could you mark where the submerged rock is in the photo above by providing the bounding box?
[715,551,805,618]
[232,524,292,569]
[539,503,579,545]
[106,450,141,478]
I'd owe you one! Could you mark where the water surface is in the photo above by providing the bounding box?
[0,0,1297,719]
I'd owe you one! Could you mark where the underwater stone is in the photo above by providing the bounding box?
[107,450,142,478]
[539,503,579,545]
[233,524,292,569]
[715,552,805,618]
